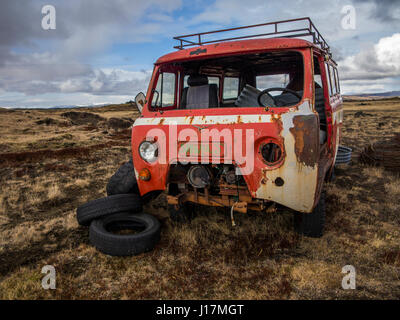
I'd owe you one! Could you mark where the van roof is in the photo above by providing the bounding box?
[156,38,319,65]
[157,18,335,65]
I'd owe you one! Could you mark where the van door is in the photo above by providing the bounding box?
[324,61,342,158]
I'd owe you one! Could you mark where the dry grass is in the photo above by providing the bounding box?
[0,101,399,299]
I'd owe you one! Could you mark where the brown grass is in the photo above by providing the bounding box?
[0,101,399,299]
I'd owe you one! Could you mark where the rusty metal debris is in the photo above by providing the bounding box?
[359,133,400,172]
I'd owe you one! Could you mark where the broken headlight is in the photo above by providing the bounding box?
[139,141,158,163]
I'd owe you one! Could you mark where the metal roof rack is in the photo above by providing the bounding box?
[173,17,331,56]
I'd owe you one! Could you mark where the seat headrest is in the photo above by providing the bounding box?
[187,75,208,87]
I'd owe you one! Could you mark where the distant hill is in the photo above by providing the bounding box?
[357,91,400,97]
[22,103,111,110]
[4,101,137,110]
[343,91,400,102]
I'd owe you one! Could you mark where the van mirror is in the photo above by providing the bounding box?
[134,92,146,113]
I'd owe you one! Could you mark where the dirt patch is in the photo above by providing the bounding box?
[14,164,37,178]
[0,142,127,167]
[107,129,131,140]
[107,118,134,130]
[0,227,86,277]
[354,111,373,117]
[43,163,71,172]
[35,118,59,126]
[0,144,11,153]
[61,111,105,126]
[379,249,400,267]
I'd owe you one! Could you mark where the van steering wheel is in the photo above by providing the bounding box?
[257,87,302,107]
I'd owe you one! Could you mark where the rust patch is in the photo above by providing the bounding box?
[289,115,319,167]
[188,116,194,125]
[189,48,207,55]
[271,114,283,134]
[237,115,242,124]
[159,118,165,125]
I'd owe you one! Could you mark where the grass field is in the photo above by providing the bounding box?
[0,99,399,299]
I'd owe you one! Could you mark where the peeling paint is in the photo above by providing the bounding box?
[133,114,274,126]
[133,101,319,213]
[289,115,318,167]
[255,101,318,212]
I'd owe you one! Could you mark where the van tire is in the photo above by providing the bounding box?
[76,194,142,226]
[294,191,326,238]
[89,212,161,256]
[106,160,139,196]
[326,167,336,182]
[106,160,160,204]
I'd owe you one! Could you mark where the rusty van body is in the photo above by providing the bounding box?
[132,18,343,237]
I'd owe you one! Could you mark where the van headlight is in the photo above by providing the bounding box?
[139,141,158,163]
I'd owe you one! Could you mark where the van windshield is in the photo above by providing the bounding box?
[150,51,304,110]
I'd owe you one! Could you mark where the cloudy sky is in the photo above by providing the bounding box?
[0,0,399,107]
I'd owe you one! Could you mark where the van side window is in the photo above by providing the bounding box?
[223,77,239,100]
[152,72,176,108]
[313,56,327,137]
[329,65,337,95]
[325,64,333,96]
[314,74,322,88]
[313,56,322,88]
[334,68,340,94]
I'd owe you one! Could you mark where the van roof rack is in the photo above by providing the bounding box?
[173,17,331,56]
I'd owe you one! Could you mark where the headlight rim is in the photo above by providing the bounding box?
[138,140,159,163]
[259,140,284,167]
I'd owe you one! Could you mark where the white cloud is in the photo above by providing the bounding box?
[0,0,174,106]
[1,0,400,105]
[339,33,400,81]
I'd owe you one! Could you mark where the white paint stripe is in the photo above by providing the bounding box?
[133,114,274,126]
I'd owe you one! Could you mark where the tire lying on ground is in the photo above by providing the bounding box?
[106,160,138,196]
[76,194,142,226]
[89,212,161,256]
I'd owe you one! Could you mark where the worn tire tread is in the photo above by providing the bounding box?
[106,160,139,196]
[77,194,142,226]
[89,212,161,256]
[294,191,326,238]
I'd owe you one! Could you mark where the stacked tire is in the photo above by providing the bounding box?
[76,161,161,256]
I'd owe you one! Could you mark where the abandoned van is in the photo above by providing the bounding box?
[129,17,343,238]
